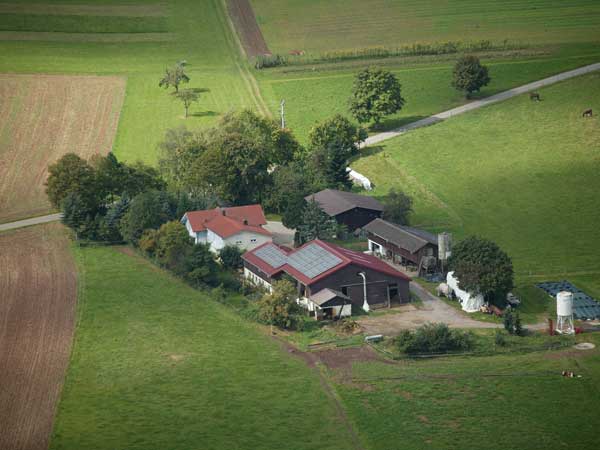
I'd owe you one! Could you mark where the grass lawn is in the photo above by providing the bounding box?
[0,0,263,165]
[331,332,600,450]
[51,246,354,450]
[352,73,600,279]
[251,0,600,56]
[257,47,600,142]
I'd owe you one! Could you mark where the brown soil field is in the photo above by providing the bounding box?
[0,3,167,17]
[227,0,271,57]
[0,74,126,224]
[0,223,77,450]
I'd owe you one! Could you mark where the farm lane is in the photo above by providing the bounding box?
[361,61,600,147]
[0,213,62,232]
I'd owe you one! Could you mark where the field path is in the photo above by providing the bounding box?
[362,62,600,147]
[0,213,62,231]
[0,223,77,450]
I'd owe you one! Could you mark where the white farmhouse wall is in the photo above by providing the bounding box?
[368,239,385,256]
[183,218,206,244]
[206,229,225,252]
[223,231,271,251]
[244,267,272,291]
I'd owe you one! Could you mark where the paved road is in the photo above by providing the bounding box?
[0,213,62,232]
[362,62,600,147]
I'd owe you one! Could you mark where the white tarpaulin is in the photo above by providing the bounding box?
[446,271,485,313]
[346,167,372,190]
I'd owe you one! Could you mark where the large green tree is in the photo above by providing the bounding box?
[154,221,192,272]
[46,153,98,209]
[448,236,514,306]
[383,188,413,225]
[158,126,206,192]
[297,198,338,244]
[349,67,405,126]
[119,190,176,244]
[257,279,304,330]
[189,110,298,204]
[308,115,366,160]
[452,55,491,98]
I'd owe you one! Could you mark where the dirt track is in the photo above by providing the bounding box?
[0,223,77,450]
[226,0,271,57]
[0,74,126,224]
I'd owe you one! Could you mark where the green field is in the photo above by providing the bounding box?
[333,334,600,450]
[351,73,600,286]
[258,48,600,141]
[0,0,265,164]
[251,0,600,55]
[51,246,353,450]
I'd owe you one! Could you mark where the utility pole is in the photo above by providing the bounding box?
[280,99,285,129]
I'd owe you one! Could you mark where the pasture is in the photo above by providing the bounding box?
[329,334,600,450]
[50,246,354,450]
[251,0,600,56]
[0,224,77,450]
[351,73,600,281]
[0,74,125,223]
[0,0,264,166]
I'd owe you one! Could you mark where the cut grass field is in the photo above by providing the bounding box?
[0,74,125,223]
[257,47,600,141]
[330,334,600,450]
[251,0,600,55]
[50,246,355,450]
[0,0,265,165]
[0,223,77,450]
[351,73,600,281]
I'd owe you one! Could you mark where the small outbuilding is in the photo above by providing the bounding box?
[364,218,440,272]
[305,189,384,231]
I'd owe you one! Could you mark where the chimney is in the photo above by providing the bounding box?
[243,219,248,225]
[221,208,226,216]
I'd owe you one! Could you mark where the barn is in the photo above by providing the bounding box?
[305,189,384,231]
[242,239,411,319]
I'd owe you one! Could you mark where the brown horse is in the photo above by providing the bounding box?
[583,109,593,117]
[529,92,541,101]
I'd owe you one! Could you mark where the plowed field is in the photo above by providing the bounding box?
[0,74,125,223]
[0,223,77,450]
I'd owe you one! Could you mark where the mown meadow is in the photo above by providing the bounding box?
[51,246,355,450]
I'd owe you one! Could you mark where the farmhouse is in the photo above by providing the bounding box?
[242,239,411,319]
[305,189,384,231]
[181,205,272,253]
[364,218,445,273]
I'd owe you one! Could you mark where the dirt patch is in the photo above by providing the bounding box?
[226,0,271,58]
[0,3,167,17]
[418,415,430,424]
[0,223,77,450]
[0,31,175,43]
[313,345,395,371]
[0,74,126,223]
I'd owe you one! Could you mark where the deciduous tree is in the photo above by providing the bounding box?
[175,89,200,118]
[452,55,490,98]
[349,67,405,126]
[257,279,303,330]
[297,198,338,244]
[159,61,190,93]
[383,188,413,225]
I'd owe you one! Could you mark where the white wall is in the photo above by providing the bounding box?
[206,229,225,252]
[368,239,385,256]
[222,231,272,252]
[243,267,272,292]
[183,218,206,244]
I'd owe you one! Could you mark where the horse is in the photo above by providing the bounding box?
[583,109,593,118]
[529,92,541,101]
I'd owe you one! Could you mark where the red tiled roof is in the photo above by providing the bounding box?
[184,205,267,233]
[183,204,270,239]
[204,215,271,239]
[242,239,410,285]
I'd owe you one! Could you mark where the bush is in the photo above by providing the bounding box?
[219,245,243,270]
[394,323,474,355]
[255,54,286,69]
[495,330,507,347]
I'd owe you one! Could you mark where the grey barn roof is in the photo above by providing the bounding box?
[305,189,384,217]
[364,218,438,254]
[309,288,350,307]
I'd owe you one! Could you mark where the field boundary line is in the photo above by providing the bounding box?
[362,61,600,147]
[0,213,62,231]
[218,0,271,117]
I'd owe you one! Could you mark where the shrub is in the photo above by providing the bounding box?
[255,54,286,69]
[495,330,507,347]
[219,245,243,270]
[394,323,474,355]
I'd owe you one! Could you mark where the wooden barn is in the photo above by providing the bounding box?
[305,189,384,231]
[364,218,441,272]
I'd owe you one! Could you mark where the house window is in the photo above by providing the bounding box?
[236,240,242,245]
[341,286,348,296]
[251,238,257,243]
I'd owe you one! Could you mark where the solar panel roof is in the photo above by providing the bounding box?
[287,243,342,279]
[254,244,288,268]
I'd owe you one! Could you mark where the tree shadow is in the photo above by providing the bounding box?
[371,115,428,132]
[189,110,218,118]
[171,87,210,96]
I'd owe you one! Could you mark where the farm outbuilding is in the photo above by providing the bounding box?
[364,218,441,273]
[242,239,411,318]
[305,189,384,231]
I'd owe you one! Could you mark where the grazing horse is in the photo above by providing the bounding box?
[529,92,541,101]
[583,109,593,117]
